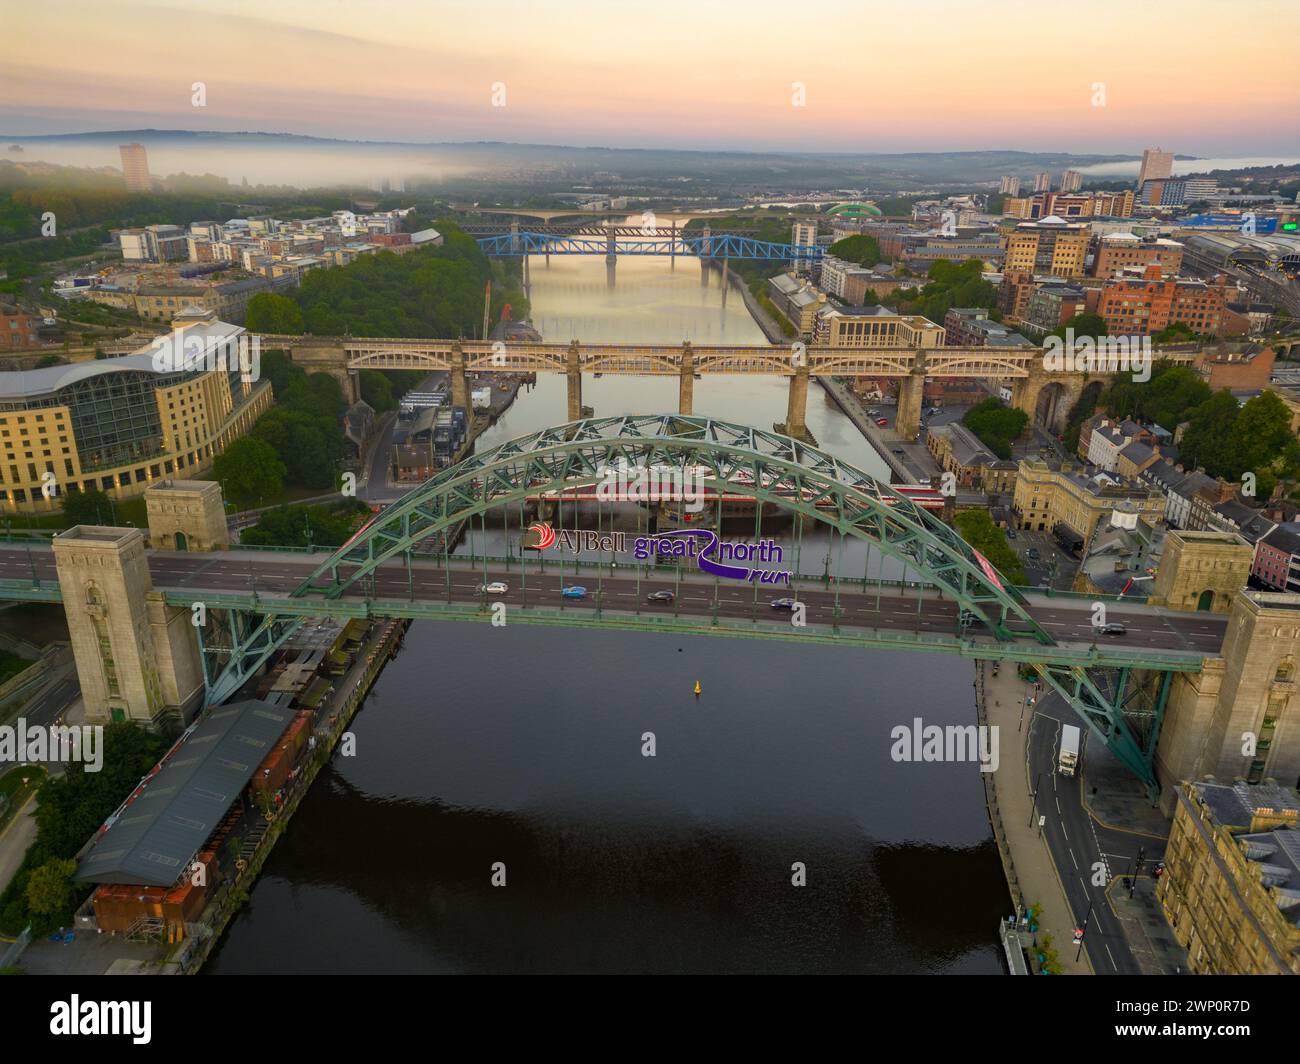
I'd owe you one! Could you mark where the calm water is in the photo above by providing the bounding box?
[205,253,1008,974]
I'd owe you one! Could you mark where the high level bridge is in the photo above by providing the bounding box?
[274,333,1198,442]
[0,414,1238,800]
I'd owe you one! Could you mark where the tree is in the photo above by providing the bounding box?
[963,398,1029,458]
[212,437,285,509]
[252,407,342,489]
[245,292,304,334]
[953,509,1026,585]
[1047,312,1108,342]
[61,487,116,526]
[25,859,77,917]
[827,234,882,268]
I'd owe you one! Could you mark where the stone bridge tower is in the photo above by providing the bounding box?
[1156,589,1300,811]
[53,526,205,728]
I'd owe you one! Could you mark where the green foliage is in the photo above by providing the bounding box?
[962,397,1029,459]
[35,355,63,368]
[245,292,305,334]
[881,259,997,324]
[1046,312,1108,341]
[252,408,342,489]
[953,509,1026,585]
[1181,390,1300,499]
[60,487,117,526]
[0,724,170,935]
[827,234,882,267]
[212,437,285,508]
[290,223,492,338]
[1153,321,1196,344]
[25,859,77,917]
[241,499,371,549]
[1099,362,1212,430]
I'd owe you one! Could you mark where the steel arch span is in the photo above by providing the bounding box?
[293,414,1049,644]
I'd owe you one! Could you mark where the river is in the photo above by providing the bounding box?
[205,250,1008,974]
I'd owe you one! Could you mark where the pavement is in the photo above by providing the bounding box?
[981,661,1092,974]
[0,793,38,896]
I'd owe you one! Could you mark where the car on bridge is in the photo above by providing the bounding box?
[560,585,588,599]
[770,597,798,610]
[875,417,889,427]
[480,581,509,595]
[646,589,675,603]
[1096,622,1127,636]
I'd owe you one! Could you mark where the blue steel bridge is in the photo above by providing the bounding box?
[471,228,823,261]
[0,416,1226,798]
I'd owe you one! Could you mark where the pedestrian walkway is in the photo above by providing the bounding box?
[0,794,37,895]
[978,661,1093,974]
[1106,876,1188,974]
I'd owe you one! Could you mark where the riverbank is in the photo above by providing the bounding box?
[975,660,1092,975]
[817,376,916,483]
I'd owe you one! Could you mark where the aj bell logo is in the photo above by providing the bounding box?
[50,996,151,1044]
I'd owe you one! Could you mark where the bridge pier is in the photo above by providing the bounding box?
[605,221,617,289]
[896,362,926,442]
[566,340,584,421]
[670,221,676,270]
[522,252,530,300]
[720,257,729,306]
[679,343,695,416]
[777,362,811,440]
[450,343,470,412]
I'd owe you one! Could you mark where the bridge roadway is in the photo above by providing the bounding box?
[0,547,1227,659]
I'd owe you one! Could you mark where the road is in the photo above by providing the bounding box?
[0,547,1229,656]
[1025,692,1171,974]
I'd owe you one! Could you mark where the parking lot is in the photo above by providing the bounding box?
[1005,525,1079,590]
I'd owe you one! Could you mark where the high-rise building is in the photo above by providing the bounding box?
[119,143,151,192]
[791,221,818,276]
[1061,170,1083,192]
[1137,147,1175,189]
[999,174,1020,196]
[1033,172,1052,193]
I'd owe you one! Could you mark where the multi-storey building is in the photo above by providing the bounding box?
[812,305,944,347]
[1060,170,1083,193]
[0,301,42,349]
[1033,172,1052,193]
[0,318,272,514]
[1087,264,1229,336]
[941,307,1033,348]
[1003,218,1089,278]
[1137,147,1175,189]
[1020,280,1087,337]
[1158,781,1300,976]
[999,174,1020,196]
[1012,459,1167,546]
[1252,523,1300,592]
[1091,233,1185,278]
[119,143,151,192]
[1003,190,1134,220]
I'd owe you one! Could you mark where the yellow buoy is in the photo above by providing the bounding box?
[694,680,702,696]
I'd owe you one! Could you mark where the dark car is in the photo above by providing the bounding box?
[1097,622,1127,636]
[770,597,797,610]
[1007,529,1017,539]
[646,590,674,603]
[1026,547,1040,560]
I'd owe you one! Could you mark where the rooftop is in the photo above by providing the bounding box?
[76,700,296,887]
